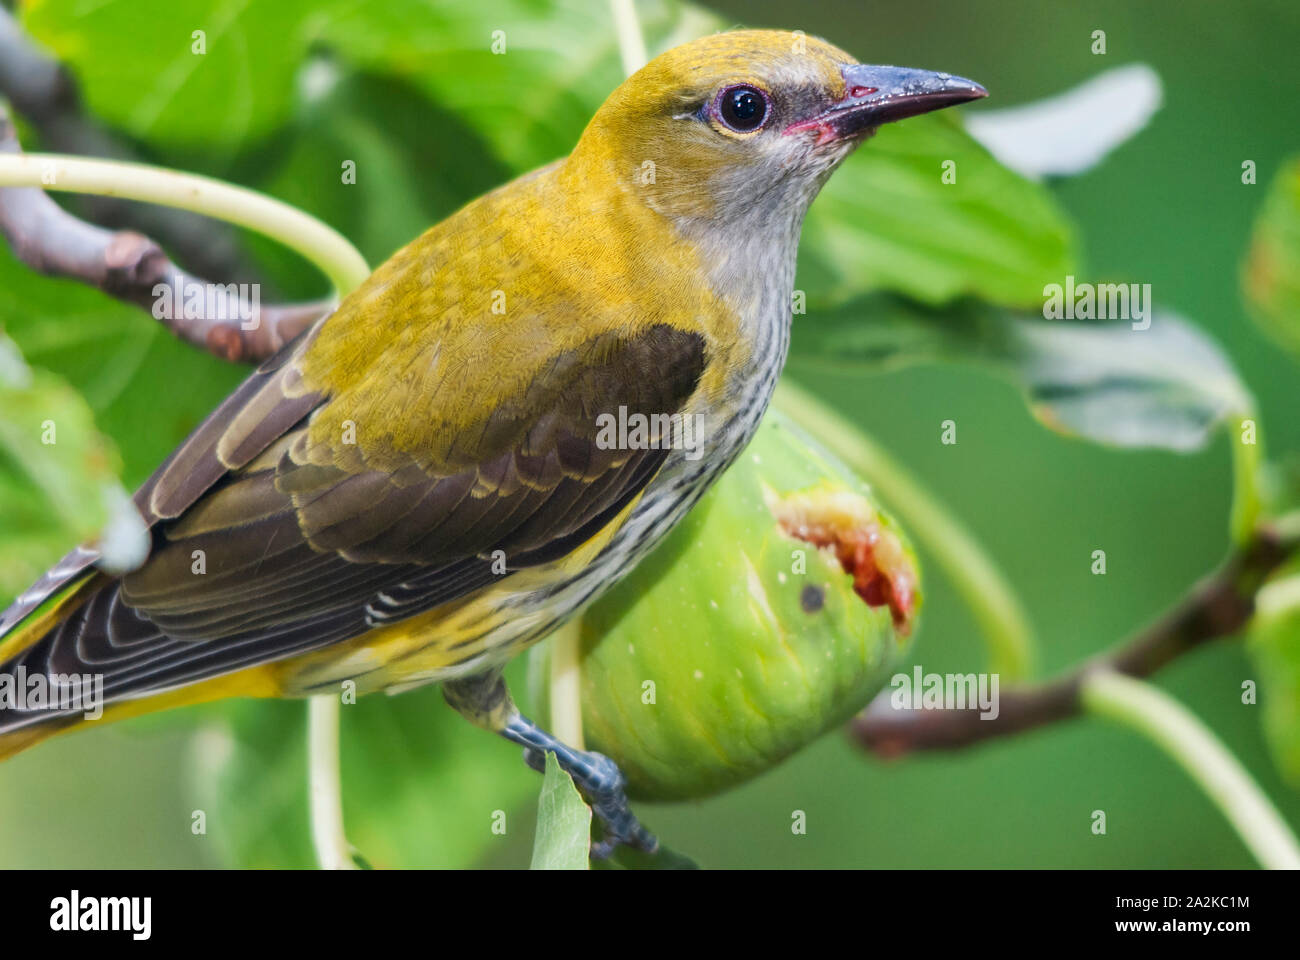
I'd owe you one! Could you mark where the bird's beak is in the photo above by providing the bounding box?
[786,64,987,144]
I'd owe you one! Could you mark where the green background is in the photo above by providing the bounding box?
[0,0,1296,867]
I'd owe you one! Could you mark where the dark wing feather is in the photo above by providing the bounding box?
[0,323,705,728]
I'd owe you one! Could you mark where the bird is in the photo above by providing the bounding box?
[0,29,984,855]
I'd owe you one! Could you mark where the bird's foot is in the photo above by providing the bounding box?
[516,732,658,859]
[443,674,657,858]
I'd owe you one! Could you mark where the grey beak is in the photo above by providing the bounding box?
[790,64,987,141]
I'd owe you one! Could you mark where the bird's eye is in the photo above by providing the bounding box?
[715,85,769,133]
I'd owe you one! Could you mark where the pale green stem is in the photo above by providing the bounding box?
[308,696,355,870]
[0,153,370,293]
[1,150,371,870]
[774,379,1036,680]
[1081,670,1300,870]
[608,0,649,75]
[1229,411,1264,547]
[548,620,585,750]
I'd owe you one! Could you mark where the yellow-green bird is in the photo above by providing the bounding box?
[0,29,983,853]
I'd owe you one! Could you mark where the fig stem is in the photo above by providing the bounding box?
[1230,412,1264,547]
[1081,670,1300,870]
[308,696,358,871]
[549,620,586,750]
[0,151,368,294]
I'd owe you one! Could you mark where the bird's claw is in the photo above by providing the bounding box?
[522,745,547,774]
[583,752,659,858]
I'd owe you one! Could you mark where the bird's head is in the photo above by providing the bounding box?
[571,29,986,233]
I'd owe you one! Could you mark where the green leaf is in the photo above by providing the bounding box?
[23,0,711,168]
[23,0,322,147]
[799,114,1079,308]
[1004,310,1251,451]
[790,295,1251,452]
[529,752,591,870]
[0,333,123,602]
[239,67,514,280]
[317,0,720,174]
[1243,156,1300,357]
[196,687,536,869]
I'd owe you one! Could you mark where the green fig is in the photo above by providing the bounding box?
[530,408,919,801]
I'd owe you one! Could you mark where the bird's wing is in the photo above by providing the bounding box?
[2,318,705,715]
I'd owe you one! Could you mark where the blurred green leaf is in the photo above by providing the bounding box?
[23,0,710,168]
[198,687,536,868]
[791,296,1250,452]
[0,333,122,602]
[529,752,591,870]
[800,114,1079,308]
[318,0,719,173]
[240,67,513,279]
[23,0,322,147]
[1243,156,1300,357]
[1007,310,1251,452]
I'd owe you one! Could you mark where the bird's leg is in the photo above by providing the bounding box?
[443,670,658,858]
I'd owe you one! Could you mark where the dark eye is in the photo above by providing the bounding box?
[716,85,768,132]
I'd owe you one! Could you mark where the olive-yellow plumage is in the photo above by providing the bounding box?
[0,29,984,849]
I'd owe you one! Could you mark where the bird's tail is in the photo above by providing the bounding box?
[0,556,105,761]
[0,553,281,762]
[0,667,266,762]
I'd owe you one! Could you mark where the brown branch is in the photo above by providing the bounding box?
[0,104,330,363]
[853,523,1296,756]
[0,5,259,285]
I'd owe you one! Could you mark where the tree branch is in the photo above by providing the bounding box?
[853,522,1296,756]
[0,104,330,363]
